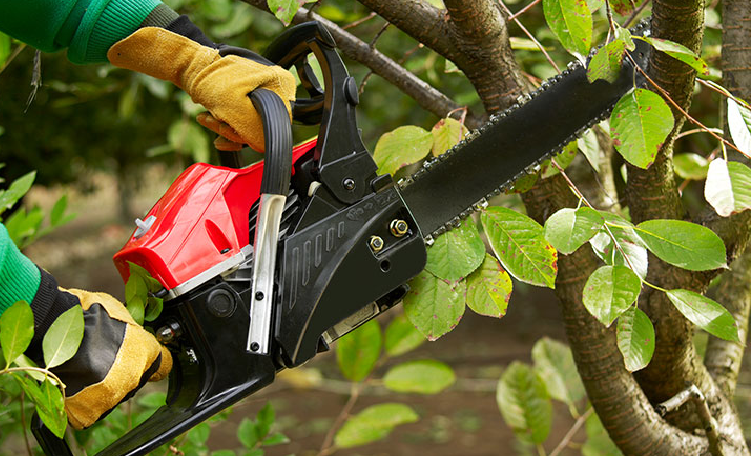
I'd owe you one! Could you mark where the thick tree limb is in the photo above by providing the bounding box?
[705,250,751,398]
[243,0,482,128]
[360,0,527,112]
[722,0,751,98]
[522,176,706,456]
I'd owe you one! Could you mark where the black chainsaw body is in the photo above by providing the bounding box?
[32,21,426,456]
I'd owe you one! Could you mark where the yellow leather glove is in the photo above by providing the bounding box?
[28,271,171,430]
[107,26,297,152]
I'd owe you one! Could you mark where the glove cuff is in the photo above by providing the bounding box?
[26,269,78,364]
[166,15,217,48]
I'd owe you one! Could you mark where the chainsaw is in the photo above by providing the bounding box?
[32,20,651,456]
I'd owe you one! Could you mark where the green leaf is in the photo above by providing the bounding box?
[425,219,485,281]
[431,118,468,156]
[374,126,433,176]
[727,98,751,156]
[212,451,237,456]
[188,422,211,446]
[531,338,585,414]
[49,195,68,226]
[210,3,254,38]
[496,362,551,444]
[673,153,709,180]
[589,217,649,279]
[145,296,164,322]
[0,171,35,216]
[335,319,382,382]
[136,392,167,410]
[542,0,592,56]
[43,305,84,369]
[540,140,578,178]
[587,39,627,83]
[666,289,739,341]
[0,301,34,368]
[577,128,601,172]
[262,432,290,446]
[610,89,674,169]
[128,296,145,325]
[0,32,10,67]
[728,161,751,213]
[382,359,456,394]
[637,37,709,76]
[616,306,655,371]
[334,403,418,448]
[705,158,735,217]
[238,417,259,449]
[267,0,316,25]
[404,271,465,340]
[384,312,425,356]
[481,207,558,288]
[544,207,603,254]
[582,412,623,456]
[255,402,274,441]
[614,24,635,51]
[635,219,727,271]
[465,254,512,318]
[582,266,642,326]
[17,376,67,439]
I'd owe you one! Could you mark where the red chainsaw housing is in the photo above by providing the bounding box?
[113,139,317,290]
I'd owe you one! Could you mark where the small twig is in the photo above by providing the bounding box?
[697,79,751,112]
[342,12,378,30]
[20,391,33,456]
[604,0,617,43]
[508,0,540,21]
[655,385,722,456]
[675,128,724,140]
[370,22,390,48]
[318,383,361,456]
[550,408,594,456]
[445,106,468,124]
[623,0,651,29]
[0,43,26,74]
[498,0,561,72]
[629,58,750,159]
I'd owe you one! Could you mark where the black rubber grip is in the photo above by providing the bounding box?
[250,89,293,196]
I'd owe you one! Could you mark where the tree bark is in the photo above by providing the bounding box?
[359,0,526,112]
[523,177,706,455]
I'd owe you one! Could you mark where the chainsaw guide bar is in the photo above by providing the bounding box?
[400,20,651,244]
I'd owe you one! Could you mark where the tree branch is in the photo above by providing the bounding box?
[705,250,751,398]
[522,175,707,455]
[243,0,482,128]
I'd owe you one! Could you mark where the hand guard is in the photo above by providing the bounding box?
[106,22,296,153]
[28,270,171,430]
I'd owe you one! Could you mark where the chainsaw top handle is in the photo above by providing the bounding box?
[250,88,293,195]
[265,21,377,205]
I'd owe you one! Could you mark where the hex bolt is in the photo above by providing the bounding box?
[156,326,175,344]
[390,219,409,237]
[250,342,260,352]
[255,291,264,301]
[342,178,356,191]
[369,235,384,253]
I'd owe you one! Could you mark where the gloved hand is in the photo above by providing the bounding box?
[106,16,297,153]
[27,270,171,430]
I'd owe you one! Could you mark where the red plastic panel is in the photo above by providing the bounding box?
[113,139,317,290]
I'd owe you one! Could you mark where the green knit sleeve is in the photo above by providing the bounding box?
[0,0,168,64]
[0,224,41,316]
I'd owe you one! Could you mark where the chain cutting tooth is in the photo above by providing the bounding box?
[424,234,435,246]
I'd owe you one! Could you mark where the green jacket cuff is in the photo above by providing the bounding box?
[68,0,163,63]
[0,224,41,315]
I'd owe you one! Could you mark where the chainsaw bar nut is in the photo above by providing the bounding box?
[390,219,409,237]
[369,235,384,253]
